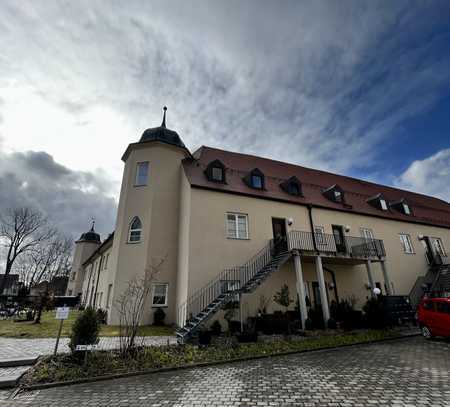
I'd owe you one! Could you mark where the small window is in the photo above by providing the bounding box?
[431,237,446,256]
[334,190,342,202]
[380,199,388,210]
[399,233,414,254]
[106,284,113,309]
[152,283,168,307]
[436,302,450,315]
[323,185,344,203]
[135,162,149,186]
[128,217,142,243]
[280,176,303,196]
[226,213,249,239]
[422,301,434,311]
[403,203,411,215]
[211,167,224,182]
[251,175,263,189]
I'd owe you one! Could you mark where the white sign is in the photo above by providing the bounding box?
[75,344,98,351]
[55,307,70,320]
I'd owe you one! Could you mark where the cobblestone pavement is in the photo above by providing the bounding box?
[0,336,176,361]
[0,336,448,406]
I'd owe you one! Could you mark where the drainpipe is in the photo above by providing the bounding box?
[93,261,101,308]
[307,205,319,254]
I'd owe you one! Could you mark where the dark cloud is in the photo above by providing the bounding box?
[0,149,117,240]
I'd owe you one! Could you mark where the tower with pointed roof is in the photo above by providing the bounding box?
[66,221,101,297]
[106,107,191,325]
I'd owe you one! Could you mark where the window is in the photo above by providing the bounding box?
[423,301,434,311]
[380,199,388,210]
[152,283,168,307]
[323,185,344,203]
[289,183,300,195]
[103,253,109,270]
[334,190,342,202]
[403,203,411,215]
[226,213,249,239]
[106,284,113,309]
[280,176,303,196]
[71,272,76,281]
[251,175,263,189]
[361,228,375,241]
[211,167,223,182]
[399,233,414,254]
[128,217,142,242]
[436,302,450,315]
[245,168,265,190]
[314,226,325,245]
[431,237,446,256]
[135,162,149,186]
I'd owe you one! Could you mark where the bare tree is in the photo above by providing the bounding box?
[0,207,54,295]
[114,257,165,355]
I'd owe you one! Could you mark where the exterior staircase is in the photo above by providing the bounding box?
[409,264,450,309]
[176,239,291,343]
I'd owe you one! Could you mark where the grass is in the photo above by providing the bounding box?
[21,330,400,386]
[0,310,174,338]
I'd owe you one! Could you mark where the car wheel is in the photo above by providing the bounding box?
[421,325,433,339]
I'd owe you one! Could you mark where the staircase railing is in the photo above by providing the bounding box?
[177,239,279,327]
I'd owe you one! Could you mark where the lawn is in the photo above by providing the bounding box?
[0,310,174,338]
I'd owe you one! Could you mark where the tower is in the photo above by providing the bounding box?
[66,222,101,297]
[107,107,191,324]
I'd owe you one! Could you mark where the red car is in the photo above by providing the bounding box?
[417,297,450,338]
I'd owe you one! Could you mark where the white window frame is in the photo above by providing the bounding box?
[211,166,224,182]
[128,217,142,243]
[380,199,388,210]
[106,284,113,309]
[361,227,375,241]
[431,237,446,256]
[403,203,411,215]
[135,161,149,186]
[151,283,168,307]
[399,233,414,254]
[226,213,249,240]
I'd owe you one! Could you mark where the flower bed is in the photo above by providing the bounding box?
[21,330,400,386]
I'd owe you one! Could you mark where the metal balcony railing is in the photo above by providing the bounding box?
[287,230,385,259]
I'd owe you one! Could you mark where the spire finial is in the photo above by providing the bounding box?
[90,218,95,232]
[161,106,167,128]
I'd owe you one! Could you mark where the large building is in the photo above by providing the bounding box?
[67,108,450,341]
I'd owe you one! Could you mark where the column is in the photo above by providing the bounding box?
[293,251,308,329]
[380,261,392,295]
[315,255,330,325]
[365,260,375,298]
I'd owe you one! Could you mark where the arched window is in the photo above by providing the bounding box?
[205,159,226,183]
[128,217,142,243]
[244,168,265,190]
[280,176,303,197]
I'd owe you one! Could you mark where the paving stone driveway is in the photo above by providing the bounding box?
[1,336,448,406]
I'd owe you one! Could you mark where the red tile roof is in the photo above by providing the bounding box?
[182,146,450,229]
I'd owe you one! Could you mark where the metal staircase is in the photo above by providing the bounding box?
[176,239,291,343]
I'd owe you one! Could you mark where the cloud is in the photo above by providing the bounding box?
[396,149,450,203]
[1,1,450,179]
[0,148,117,239]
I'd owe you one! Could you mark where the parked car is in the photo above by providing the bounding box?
[417,297,450,338]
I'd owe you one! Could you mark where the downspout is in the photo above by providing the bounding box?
[307,205,319,254]
[93,261,101,308]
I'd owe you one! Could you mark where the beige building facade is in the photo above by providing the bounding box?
[68,110,450,340]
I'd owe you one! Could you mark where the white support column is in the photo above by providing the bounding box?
[315,255,330,325]
[293,251,308,330]
[380,261,392,295]
[365,260,375,297]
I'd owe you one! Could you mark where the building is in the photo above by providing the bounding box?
[67,108,450,341]
[0,274,21,297]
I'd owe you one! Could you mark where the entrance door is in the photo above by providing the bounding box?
[332,225,346,254]
[272,218,288,254]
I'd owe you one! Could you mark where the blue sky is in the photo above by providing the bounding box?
[0,0,450,238]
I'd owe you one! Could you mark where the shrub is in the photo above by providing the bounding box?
[363,297,386,329]
[153,308,166,326]
[210,320,222,336]
[273,284,293,313]
[69,307,100,354]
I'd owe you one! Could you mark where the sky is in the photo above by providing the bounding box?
[1,0,450,240]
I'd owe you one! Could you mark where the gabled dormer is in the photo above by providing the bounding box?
[390,198,412,216]
[323,184,344,203]
[280,176,303,197]
[204,159,226,183]
[367,193,389,211]
[243,168,265,190]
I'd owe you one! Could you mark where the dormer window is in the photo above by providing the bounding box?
[280,176,303,197]
[244,168,265,190]
[205,160,226,183]
[323,185,344,203]
[389,199,412,216]
[367,194,388,211]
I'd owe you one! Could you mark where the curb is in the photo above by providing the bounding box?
[18,332,420,393]
[0,357,38,368]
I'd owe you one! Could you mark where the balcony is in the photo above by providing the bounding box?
[287,230,385,263]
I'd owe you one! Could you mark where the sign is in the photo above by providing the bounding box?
[75,344,98,351]
[55,306,70,320]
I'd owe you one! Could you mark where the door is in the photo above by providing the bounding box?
[332,225,346,254]
[272,218,288,254]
